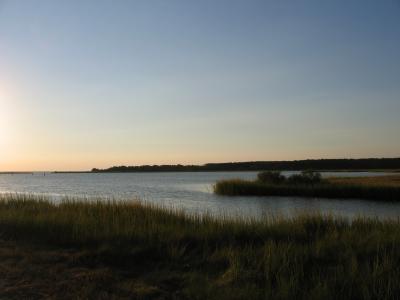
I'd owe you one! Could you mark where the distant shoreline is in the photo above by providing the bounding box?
[2,158,400,174]
[51,169,400,174]
[0,172,34,175]
[89,158,400,173]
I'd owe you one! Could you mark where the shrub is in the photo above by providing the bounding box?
[288,170,322,185]
[257,171,286,184]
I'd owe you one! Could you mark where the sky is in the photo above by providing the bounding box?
[0,0,399,171]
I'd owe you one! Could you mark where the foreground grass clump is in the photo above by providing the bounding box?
[1,196,400,298]
[215,172,400,201]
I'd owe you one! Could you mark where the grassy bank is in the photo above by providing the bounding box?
[1,195,400,299]
[214,174,400,201]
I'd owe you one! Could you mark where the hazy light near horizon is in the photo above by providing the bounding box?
[0,0,399,171]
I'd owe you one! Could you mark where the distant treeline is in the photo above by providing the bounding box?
[91,158,400,173]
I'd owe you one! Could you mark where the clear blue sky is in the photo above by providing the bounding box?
[0,0,399,170]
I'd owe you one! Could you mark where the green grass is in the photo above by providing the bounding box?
[1,194,400,299]
[214,176,400,201]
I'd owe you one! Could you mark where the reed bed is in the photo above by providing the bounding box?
[1,194,400,299]
[214,175,400,201]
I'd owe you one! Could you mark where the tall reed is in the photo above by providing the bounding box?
[1,194,400,299]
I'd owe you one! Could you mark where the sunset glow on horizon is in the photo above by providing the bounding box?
[1,1,399,171]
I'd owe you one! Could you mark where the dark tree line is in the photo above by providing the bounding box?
[92,158,400,173]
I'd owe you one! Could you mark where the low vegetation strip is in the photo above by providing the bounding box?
[214,172,400,201]
[329,175,400,187]
[1,195,400,299]
[91,158,400,173]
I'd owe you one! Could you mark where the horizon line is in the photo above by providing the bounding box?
[2,157,399,173]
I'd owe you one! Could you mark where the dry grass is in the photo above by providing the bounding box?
[1,194,400,299]
[328,175,400,187]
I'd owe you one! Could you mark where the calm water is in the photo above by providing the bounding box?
[0,171,399,220]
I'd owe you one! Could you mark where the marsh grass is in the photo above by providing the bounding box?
[214,175,400,201]
[1,194,400,299]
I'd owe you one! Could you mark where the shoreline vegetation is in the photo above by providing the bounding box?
[214,171,400,201]
[1,195,400,299]
[89,158,400,173]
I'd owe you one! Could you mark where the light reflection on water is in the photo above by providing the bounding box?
[0,171,399,220]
